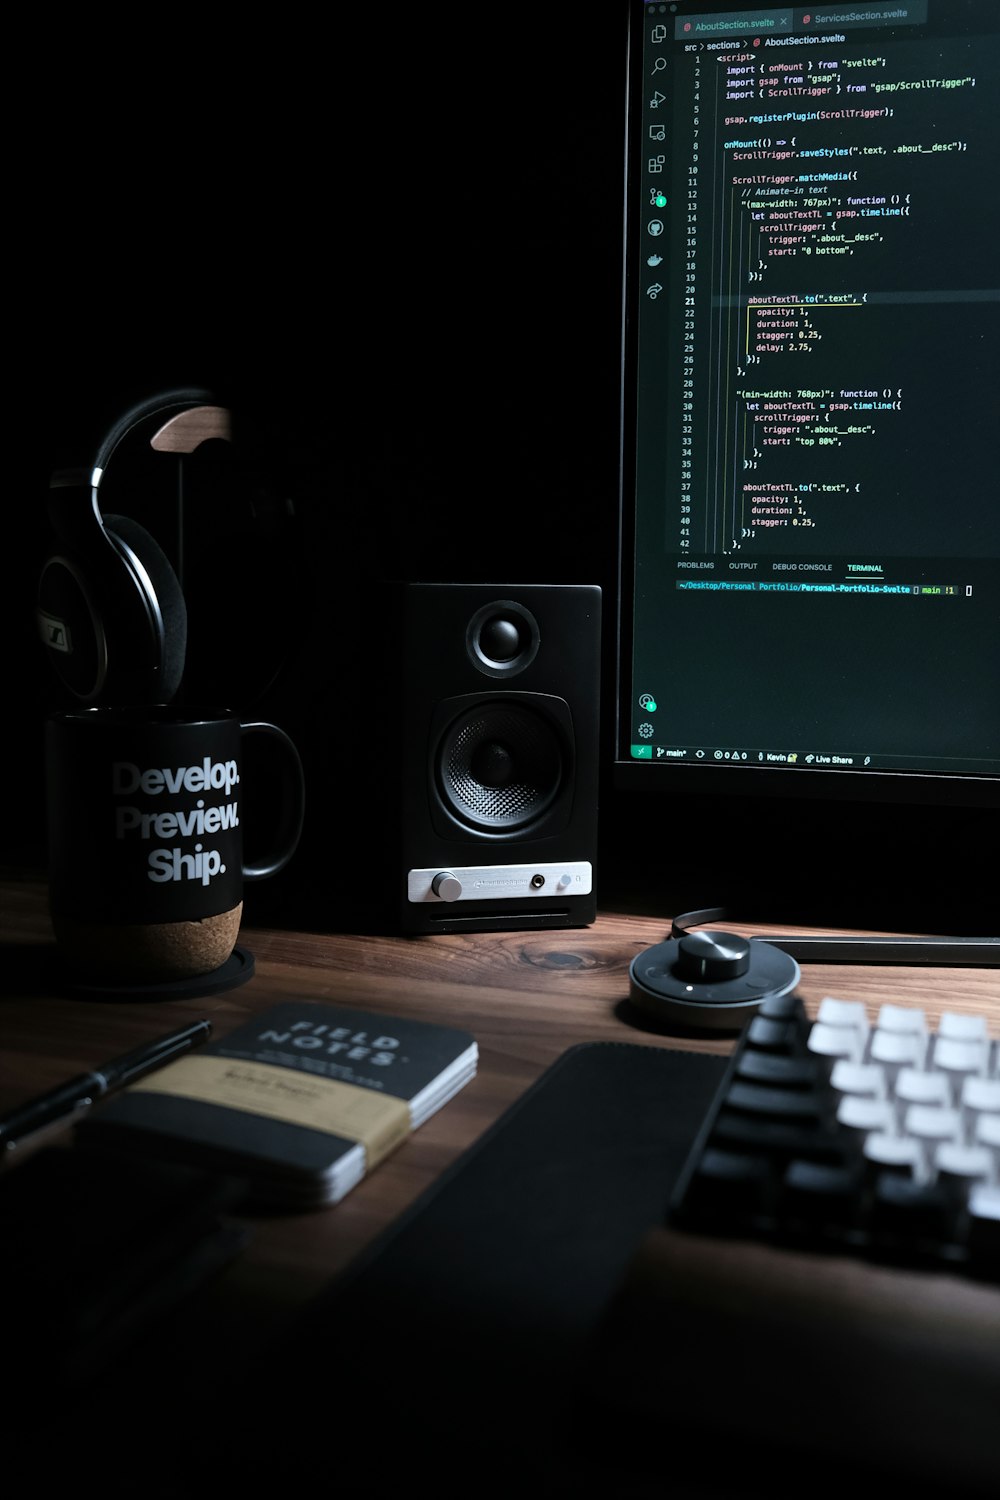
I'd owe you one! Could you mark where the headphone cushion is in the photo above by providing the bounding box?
[105,515,188,702]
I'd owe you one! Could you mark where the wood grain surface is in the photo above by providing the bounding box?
[1,871,997,1367]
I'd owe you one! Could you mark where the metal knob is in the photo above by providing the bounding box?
[432,871,462,902]
[675,930,751,982]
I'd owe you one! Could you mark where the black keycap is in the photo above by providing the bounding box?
[758,992,807,1024]
[684,1148,774,1221]
[736,1051,826,1089]
[781,1158,865,1232]
[711,1110,849,1165]
[745,1016,801,1053]
[870,1173,955,1249]
[725,1081,830,1125]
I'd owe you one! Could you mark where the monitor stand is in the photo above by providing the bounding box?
[600,788,999,959]
[671,908,1000,969]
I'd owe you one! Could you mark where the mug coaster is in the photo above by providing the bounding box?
[62,946,256,1002]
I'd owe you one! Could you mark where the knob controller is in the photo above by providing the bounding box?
[628,929,799,1032]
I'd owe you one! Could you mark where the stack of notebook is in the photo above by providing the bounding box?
[79,1000,478,1208]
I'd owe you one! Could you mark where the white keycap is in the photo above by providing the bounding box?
[961,1076,1000,1114]
[877,1002,927,1037]
[933,1036,988,1098]
[818,996,870,1031]
[938,1011,990,1044]
[864,1131,923,1179]
[895,1066,950,1110]
[975,1112,1000,1172]
[837,1094,896,1138]
[808,1021,865,1064]
[960,1077,1000,1144]
[830,1060,886,1099]
[868,1028,928,1078]
[814,999,870,1060]
[905,1103,961,1146]
[934,1141,993,1189]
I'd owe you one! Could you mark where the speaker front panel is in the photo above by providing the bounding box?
[398,583,601,933]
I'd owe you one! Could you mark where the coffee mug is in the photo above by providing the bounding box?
[45,706,305,984]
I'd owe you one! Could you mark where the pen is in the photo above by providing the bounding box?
[0,1017,213,1153]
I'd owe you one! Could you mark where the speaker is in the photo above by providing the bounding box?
[36,389,231,706]
[397,582,601,934]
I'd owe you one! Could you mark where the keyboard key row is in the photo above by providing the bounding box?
[809,1019,998,1079]
[669,990,1000,1279]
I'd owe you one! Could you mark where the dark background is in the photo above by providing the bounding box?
[6,7,995,938]
[7,9,624,911]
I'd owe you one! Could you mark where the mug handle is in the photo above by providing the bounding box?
[240,722,306,880]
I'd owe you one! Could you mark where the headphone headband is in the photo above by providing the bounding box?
[38,385,294,710]
[39,388,226,705]
[95,388,216,472]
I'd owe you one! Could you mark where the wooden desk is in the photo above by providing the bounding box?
[5,871,996,1333]
[2,872,998,1494]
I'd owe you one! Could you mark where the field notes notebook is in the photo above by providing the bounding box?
[78,1001,478,1207]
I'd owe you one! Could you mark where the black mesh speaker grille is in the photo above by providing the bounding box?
[438,704,564,830]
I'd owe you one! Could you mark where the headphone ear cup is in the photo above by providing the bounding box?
[104,515,187,702]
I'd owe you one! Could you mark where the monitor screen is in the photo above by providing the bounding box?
[616,0,999,821]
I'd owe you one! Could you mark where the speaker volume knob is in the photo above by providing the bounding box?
[675,931,751,982]
[432,871,463,902]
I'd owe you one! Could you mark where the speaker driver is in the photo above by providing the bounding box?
[437,703,564,831]
[466,600,540,678]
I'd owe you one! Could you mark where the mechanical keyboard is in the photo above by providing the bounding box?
[668,990,1000,1280]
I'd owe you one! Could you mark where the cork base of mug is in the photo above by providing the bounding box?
[54,903,244,985]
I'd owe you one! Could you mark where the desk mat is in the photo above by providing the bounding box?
[251,1041,727,1487]
[313,1039,724,1346]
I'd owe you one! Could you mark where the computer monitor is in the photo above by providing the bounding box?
[614,0,999,941]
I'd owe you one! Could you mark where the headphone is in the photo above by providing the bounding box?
[37,389,232,706]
